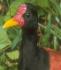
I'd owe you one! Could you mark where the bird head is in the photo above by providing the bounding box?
[3,3,38,30]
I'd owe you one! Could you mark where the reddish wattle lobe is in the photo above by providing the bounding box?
[17,4,27,16]
[13,15,24,27]
[13,4,27,27]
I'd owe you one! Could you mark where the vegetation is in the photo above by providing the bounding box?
[0,0,61,70]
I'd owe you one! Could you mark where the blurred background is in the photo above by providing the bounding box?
[0,0,61,70]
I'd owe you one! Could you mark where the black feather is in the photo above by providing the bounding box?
[18,3,49,70]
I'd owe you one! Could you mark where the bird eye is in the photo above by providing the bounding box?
[25,12,32,18]
[26,13,31,17]
[23,11,33,23]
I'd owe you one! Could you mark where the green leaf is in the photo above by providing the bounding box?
[11,30,22,49]
[0,65,6,70]
[35,0,49,8]
[6,50,19,60]
[0,27,11,50]
[42,14,52,46]
[53,36,58,50]
[7,27,21,49]
[0,17,4,26]
[52,26,61,39]
[49,0,61,15]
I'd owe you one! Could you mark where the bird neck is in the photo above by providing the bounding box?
[21,28,38,48]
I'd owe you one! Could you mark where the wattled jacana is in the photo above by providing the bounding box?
[3,3,61,70]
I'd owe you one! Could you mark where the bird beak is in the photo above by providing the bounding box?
[3,18,18,29]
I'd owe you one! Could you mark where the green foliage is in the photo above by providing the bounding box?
[49,0,61,16]
[52,26,61,39]
[7,27,22,49]
[6,50,19,60]
[0,65,6,70]
[11,29,22,49]
[0,27,11,50]
[42,14,52,46]
[35,0,49,8]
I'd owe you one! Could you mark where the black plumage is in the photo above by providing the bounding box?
[18,3,49,70]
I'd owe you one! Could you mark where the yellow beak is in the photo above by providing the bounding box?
[3,18,18,29]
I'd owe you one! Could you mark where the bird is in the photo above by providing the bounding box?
[3,3,61,70]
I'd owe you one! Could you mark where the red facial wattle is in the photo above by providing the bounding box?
[16,4,27,16]
[13,4,27,27]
